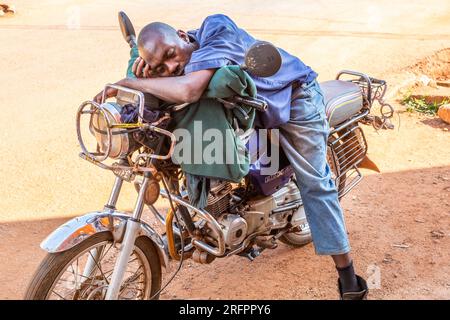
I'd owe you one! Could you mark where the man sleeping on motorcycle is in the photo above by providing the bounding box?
[93,14,368,300]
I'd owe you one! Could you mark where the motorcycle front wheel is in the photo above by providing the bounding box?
[25,232,161,300]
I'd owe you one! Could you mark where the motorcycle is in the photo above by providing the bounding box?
[25,12,394,300]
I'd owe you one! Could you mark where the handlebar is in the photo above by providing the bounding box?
[216,96,268,113]
[101,84,176,160]
[233,96,268,112]
[102,83,147,126]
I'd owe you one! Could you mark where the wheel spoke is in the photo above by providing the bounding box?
[75,258,79,289]
[98,243,114,264]
[124,271,144,284]
[69,261,79,290]
[128,257,139,264]
[88,251,110,285]
[51,290,67,300]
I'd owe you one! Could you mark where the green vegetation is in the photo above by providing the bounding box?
[402,94,448,116]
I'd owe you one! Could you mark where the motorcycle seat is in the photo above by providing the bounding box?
[319,80,363,127]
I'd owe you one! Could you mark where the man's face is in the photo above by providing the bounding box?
[138,31,192,78]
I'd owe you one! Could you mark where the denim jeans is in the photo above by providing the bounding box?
[279,80,350,255]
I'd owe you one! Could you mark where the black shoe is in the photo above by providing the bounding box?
[338,274,369,300]
[118,11,136,48]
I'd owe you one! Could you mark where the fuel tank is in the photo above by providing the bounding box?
[246,129,294,196]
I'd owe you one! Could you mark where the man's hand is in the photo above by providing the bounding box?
[132,57,151,78]
[93,86,119,104]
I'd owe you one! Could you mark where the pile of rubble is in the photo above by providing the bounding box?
[402,48,450,125]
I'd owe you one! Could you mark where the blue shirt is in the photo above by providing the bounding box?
[186,14,317,128]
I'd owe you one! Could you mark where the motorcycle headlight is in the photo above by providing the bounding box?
[73,100,137,161]
[90,102,137,159]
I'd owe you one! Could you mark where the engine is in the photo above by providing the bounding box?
[216,213,248,248]
[203,180,248,248]
[204,180,232,216]
[244,180,302,233]
[204,180,303,249]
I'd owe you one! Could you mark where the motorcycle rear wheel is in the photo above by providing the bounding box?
[24,232,162,300]
[279,212,313,247]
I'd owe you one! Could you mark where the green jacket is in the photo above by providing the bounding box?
[171,65,256,182]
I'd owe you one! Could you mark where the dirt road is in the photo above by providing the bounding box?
[0,0,449,299]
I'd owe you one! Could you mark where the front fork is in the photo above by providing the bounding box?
[83,172,151,300]
[106,173,151,300]
[81,176,123,280]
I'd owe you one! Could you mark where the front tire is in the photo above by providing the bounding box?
[25,232,162,300]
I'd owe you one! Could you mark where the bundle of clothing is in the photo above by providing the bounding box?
[171,65,257,208]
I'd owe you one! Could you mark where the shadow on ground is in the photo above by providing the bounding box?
[1,165,449,299]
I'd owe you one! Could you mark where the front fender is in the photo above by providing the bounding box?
[40,210,169,269]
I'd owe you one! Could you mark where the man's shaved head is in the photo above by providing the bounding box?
[138,22,178,49]
[136,22,197,77]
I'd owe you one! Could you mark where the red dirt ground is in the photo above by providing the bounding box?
[0,0,449,300]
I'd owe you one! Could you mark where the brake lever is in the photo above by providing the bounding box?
[233,96,268,112]
[216,98,237,110]
[216,98,250,121]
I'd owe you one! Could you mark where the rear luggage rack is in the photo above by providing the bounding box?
[336,70,395,130]
[336,70,380,107]
[328,124,367,198]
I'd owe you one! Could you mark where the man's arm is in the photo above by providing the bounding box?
[93,68,215,104]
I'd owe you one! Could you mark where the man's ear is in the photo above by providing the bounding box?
[177,30,190,43]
